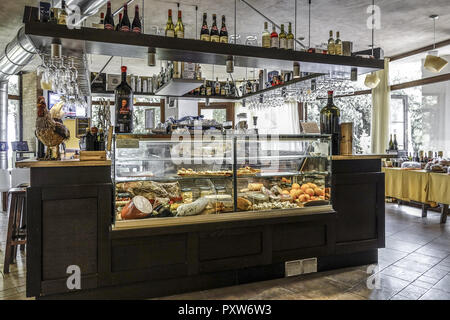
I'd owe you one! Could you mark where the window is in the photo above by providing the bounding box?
[198,103,234,126]
[390,95,408,151]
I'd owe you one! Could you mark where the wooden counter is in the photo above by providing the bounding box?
[16,159,111,168]
[332,154,396,160]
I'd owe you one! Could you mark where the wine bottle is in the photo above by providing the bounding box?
[165,9,175,37]
[219,15,228,43]
[270,24,279,48]
[279,24,287,49]
[57,0,67,25]
[388,134,394,151]
[175,10,184,38]
[393,134,398,151]
[115,13,122,31]
[200,80,206,95]
[131,5,142,33]
[115,66,134,133]
[262,22,270,48]
[224,78,230,96]
[335,31,343,55]
[120,4,131,31]
[327,30,335,55]
[320,91,341,155]
[206,81,212,96]
[210,14,220,42]
[200,13,210,41]
[214,77,220,95]
[104,1,114,30]
[287,22,294,50]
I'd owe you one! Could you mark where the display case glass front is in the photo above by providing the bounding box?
[113,133,332,228]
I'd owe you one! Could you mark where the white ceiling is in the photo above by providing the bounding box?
[1,0,449,79]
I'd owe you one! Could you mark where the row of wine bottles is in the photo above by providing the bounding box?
[262,22,295,50]
[102,1,142,33]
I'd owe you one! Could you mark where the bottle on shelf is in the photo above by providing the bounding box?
[320,90,341,155]
[165,9,175,37]
[115,13,122,31]
[175,10,184,38]
[200,13,210,41]
[287,22,294,50]
[119,3,131,31]
[270,24,279,48]
[210,14,220,42]
[206,81,212,96]
[220,79,227,96]
[393,134,398,151]
[200,80,206,95]
[388,134,394,151]
[97,129,105,151]
[219,15,228,43]
[327,30,335,55]
[262,22,270,48]
[131,5,142,33]
[335,31,343,55]
[104,1,114,30]
[279,24,287,49]
[57,0,67,25]
[99,12,104,25]
[114,66,134,133]
[214,77,221,95]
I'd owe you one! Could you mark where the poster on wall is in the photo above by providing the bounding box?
[47,92,87,118]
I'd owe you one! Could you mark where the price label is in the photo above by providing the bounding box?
[116,138,139,149]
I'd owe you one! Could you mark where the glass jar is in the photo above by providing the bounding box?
[181,187,193,203]
[200,186,213,198]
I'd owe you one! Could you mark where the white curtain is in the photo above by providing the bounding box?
[371,58,391,154]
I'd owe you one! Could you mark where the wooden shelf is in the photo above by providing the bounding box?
[24,9,384,76]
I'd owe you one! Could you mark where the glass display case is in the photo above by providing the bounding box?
[112,133,332,227]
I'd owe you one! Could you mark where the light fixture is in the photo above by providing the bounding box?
[226,56,234,73]
[147,48,156,67]
[51,39,62,58]
[424,15,448,73]
[293,62,300,78]
[364,0,380,89]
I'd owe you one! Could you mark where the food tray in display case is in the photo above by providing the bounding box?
[112,133,332,229]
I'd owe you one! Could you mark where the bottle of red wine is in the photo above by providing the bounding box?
[119,4,131,31]
[131,5,141,33]
[104,1,114,30]
[320,90,341,155]
[115,13,122,31]
[115,66,134,133]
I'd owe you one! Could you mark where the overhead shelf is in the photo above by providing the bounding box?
[23,7,384,76]
[154,78,204,96]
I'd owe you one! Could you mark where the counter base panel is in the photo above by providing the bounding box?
[36,250,377,300]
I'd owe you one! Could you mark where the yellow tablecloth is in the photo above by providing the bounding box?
[428,173,450,204]
[383,168,449,205]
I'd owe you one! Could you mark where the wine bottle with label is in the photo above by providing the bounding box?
[120,4,131,31]
[287,22,294,50]
[270,24,279,48]
[279,24,287,49]
[327,30,335,55]
[320,91,341,155]
[115,66,134,133]
[131,5,142,33]
[335,31,343,55]
[115,13,122,31]
[57,0,67,25]
[210,14,220,42]
[165,9,175,37]
[219,15,228,43]
[200,13,210,41]
[262,22,270,48]
[214,77,221,95]
[104,1,114,30]
[175,10,184,38]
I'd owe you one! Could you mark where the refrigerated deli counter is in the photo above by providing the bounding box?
[18,134,386,299]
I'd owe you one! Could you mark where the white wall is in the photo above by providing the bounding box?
[177,99,198,119]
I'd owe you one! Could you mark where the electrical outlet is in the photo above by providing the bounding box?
[285,260,302,277]
[302,258,318,274]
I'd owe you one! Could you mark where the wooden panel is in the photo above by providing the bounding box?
[26,187,42,297]
[199,228,263,261]
[42,198,98,280]
[30,166,111,187]
[41,274,98,295]
[332,159,381,174]
[272,222,327,251]
[111,234,187,272]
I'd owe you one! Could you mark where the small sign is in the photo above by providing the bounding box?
[116,138,139,149]
[300,122,320,134]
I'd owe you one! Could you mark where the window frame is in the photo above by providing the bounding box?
[390,94,409,152]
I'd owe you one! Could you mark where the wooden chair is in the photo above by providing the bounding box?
[3,188,27,274]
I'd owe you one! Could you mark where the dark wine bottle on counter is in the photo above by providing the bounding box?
[119,4,131,31]
[132,5,141,33]
[115,13,122,31]
[115,66,134,133]
[320,90,341,155]
[104,1,114,30]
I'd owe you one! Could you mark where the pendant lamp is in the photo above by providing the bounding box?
[424,15,448,73]
[364,0,380,89]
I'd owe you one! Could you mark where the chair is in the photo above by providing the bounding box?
[3,188,27,274]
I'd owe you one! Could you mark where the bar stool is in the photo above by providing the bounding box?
[3,187,27,274]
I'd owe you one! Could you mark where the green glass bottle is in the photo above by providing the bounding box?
[320,90,341,155]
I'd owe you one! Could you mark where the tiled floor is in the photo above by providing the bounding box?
[1,203,449,300]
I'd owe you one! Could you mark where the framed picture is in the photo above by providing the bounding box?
[166,97,178,109]
[76,118,90,138]
[107,74,121,91]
